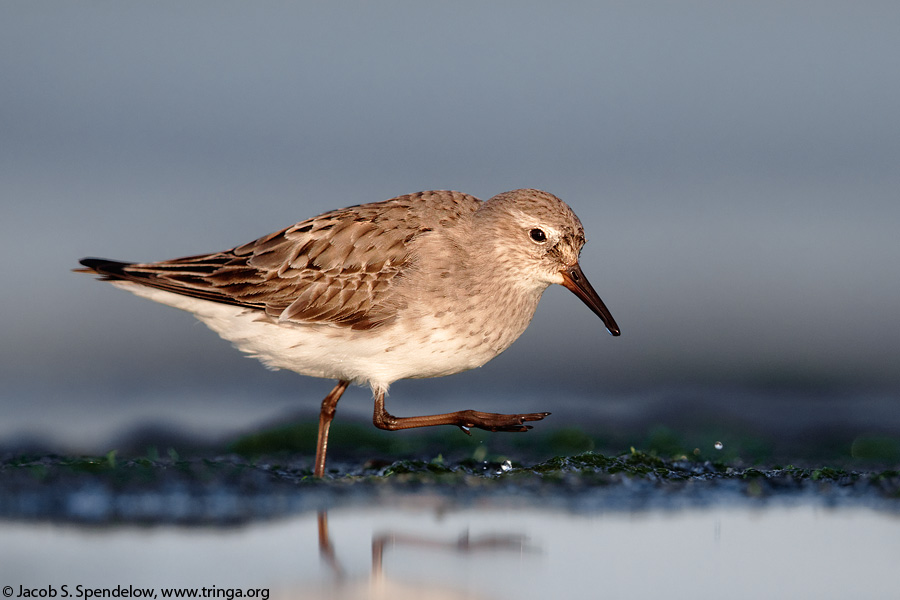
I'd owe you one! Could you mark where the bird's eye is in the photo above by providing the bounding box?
[529,228,547,243]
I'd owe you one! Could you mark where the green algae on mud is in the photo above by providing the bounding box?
[3,418,900,524]
[227,419,900,469]
[1,446,898,525]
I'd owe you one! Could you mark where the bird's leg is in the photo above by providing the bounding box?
[315,380,350,477]
[372,390,550,434]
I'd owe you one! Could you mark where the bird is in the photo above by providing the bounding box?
[76,188,620,476]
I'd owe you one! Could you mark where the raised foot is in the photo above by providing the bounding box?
[456,410,551,434]
[372,391,551,433]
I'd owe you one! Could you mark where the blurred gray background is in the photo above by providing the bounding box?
[2,2,898,452]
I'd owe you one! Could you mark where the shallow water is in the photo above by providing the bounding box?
[3,502,897,600]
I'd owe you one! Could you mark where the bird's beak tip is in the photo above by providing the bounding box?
[560,264,620,337]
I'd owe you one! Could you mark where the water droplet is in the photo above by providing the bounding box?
[501,460,513,472]
[714,441,724,450]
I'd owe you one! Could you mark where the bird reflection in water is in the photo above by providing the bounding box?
[306,510,535,599]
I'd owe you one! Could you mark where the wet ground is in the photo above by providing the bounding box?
[1,448,899,524]
[2,419,898,599]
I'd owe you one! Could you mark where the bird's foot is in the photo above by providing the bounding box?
[455,410,551,434]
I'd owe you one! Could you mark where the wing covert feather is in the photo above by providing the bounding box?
[96,191,480,330]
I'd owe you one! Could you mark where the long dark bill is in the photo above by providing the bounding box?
[560,264,621,336]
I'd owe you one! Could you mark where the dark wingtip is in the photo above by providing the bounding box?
[75,257,131,278]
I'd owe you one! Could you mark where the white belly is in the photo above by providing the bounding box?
[112,282,511,393]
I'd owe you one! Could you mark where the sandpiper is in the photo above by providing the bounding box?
[77,189,620,476]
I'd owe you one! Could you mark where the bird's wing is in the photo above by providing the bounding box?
[79,191,480,330]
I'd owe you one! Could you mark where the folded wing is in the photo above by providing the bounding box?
[79,198,438,330]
